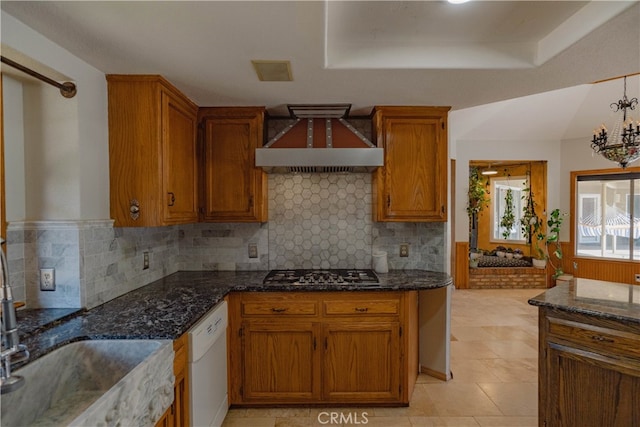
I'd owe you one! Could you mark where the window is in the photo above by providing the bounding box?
[576,172,639,261]
[491,176,527,243]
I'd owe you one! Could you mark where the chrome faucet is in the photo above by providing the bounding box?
[1,237,29,394]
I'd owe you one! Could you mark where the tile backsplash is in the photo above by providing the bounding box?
[7,174,446,309]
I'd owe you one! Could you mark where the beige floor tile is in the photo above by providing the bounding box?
[477,382,538,416]
[448,359,502,383]
[474,416,538,426]
[450,326,497,342]
[482,339,537,359]
[480,358,538,383]
[355,416,412,426]
[373,405,429,417]
[421,383,503,417]
[222,417,276,427]
[480,326,537,341]
[451,341,500,360]
[410,416,481,426]
[275,416,338,427]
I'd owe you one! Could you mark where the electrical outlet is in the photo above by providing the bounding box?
[399,244,409,257]
[248,244,258,259]
[143,251,149,270]
[635,273,640,283]
[40,268,55,291]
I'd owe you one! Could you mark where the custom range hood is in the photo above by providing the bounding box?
[256,104,383,173]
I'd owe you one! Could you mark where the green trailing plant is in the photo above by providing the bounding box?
[545,209,566,279]
[466,167,490,217]
[499,188,515,239]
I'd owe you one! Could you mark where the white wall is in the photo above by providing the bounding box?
[1,10,109,220]
[449,76,640,244]
[452,136,562,242]
[2,75,26,221]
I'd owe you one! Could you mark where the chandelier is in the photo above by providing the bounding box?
[591,76,640,168]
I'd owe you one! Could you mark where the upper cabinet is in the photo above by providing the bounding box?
[372,106,450,222]
[198,107,267,222]
[107,75,199,227]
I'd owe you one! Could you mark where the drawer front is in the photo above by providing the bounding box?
[547,316,640,360]
[324,299,399,316]
[242,300,318,316]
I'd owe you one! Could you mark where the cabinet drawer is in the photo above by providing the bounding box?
[547,317,640,360]
[242,300,318,317]
[324,299,399,316]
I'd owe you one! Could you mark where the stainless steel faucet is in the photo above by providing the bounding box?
[1,237,29,394]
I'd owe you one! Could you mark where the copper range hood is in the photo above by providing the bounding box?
[256,104,383,173]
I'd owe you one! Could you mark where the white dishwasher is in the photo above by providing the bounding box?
[188,300,228,427]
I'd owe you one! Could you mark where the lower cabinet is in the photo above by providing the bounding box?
[156,334,190,427]
[228,291,417,406]
[539,307,640,426]
[323,321,401,402]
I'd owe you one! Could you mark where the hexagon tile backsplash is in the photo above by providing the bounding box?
[269,173,372,269]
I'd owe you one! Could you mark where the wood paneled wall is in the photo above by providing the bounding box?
[455,242,469,289]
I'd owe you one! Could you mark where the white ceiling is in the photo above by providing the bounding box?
[1,0,639,117]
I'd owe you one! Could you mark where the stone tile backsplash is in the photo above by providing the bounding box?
[7,174,446,309]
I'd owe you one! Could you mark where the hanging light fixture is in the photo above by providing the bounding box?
[591,76,640,168]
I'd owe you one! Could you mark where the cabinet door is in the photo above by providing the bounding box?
[545,342,640,427]
[242,321,321,402]
[380,116,446,221]
[201,113,266,222]
[162,90,198,224]
[323,321,401,402]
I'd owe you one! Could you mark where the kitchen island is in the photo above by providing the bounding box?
[528,278,640,427]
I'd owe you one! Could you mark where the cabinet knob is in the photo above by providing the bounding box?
[168,192,176,207]
[129,199,140,220]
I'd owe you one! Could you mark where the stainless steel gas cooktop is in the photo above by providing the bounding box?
[263,269,379,285]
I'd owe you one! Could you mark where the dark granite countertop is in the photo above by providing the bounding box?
[528,278,640,325]
[15,269,451,368]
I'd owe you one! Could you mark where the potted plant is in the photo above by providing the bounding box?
[545,209,566,279]
[531,208,565,274]
[500,188,515,239]
[467,167,490,249]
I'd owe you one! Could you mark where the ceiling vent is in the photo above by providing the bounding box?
[251,60,293,82]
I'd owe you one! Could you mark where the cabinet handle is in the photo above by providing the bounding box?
[248,195,254,208]
[590,335,614,343]
[271,307,287,313]
[313,337,316,350]
[441,205,445,214]
[355,307,368,313]
[387,195,391,208]
[168,192,176,207]
[129,199,140,220]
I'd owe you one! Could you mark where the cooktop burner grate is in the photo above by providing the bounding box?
[263,269,379,285]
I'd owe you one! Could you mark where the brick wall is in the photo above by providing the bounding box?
[468,267,547,289]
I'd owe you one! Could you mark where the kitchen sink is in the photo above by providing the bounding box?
[0,339,174,427]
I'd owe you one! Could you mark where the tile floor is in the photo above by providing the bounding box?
[222,288,543,427]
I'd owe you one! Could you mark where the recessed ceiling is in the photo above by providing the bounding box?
[1,1,639,116]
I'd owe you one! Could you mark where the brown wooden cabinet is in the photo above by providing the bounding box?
[107,75,198,227]
[227,291,417,406]
[372,106,450,222]
[539,307,640,426]
[156,334,190,427]
[198,107,267,222]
